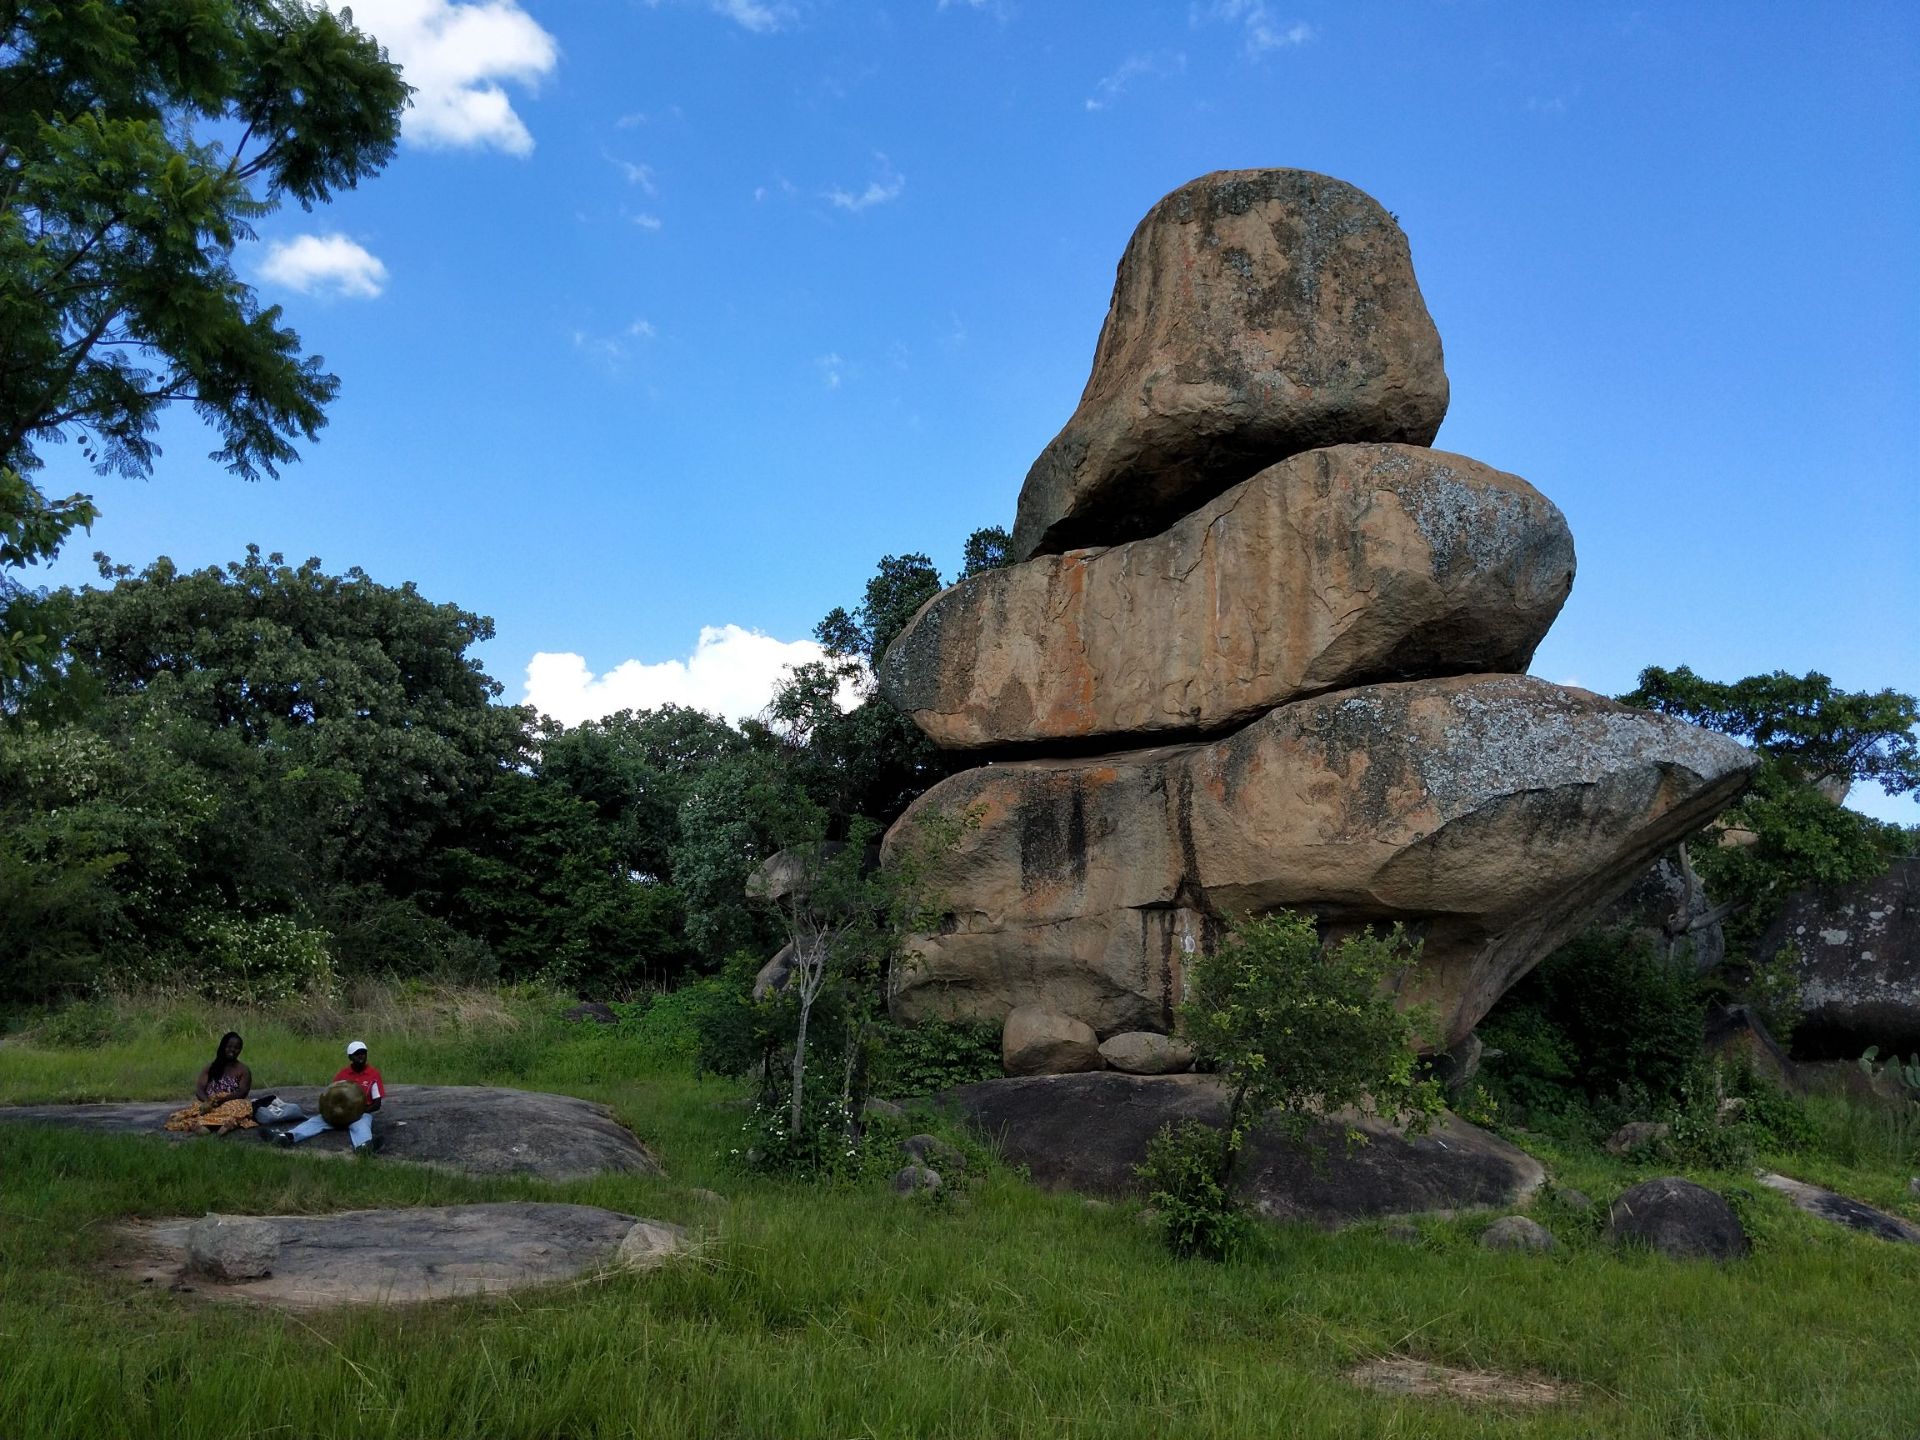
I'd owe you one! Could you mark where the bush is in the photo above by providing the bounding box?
[1141,911,1442,1260]
[869,1017,1002,1098]
[1137,1120,1252,1261]
[179,912,336,1006]
[1479,925,1703,1121]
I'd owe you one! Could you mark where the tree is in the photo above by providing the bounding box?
[1139,912,1442,1258]
[1,1,409,668]
[1621,666,1918,958]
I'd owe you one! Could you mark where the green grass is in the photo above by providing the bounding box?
[3,989,1918,1439]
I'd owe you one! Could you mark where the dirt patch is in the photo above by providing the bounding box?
[1348,1357,1572,1407]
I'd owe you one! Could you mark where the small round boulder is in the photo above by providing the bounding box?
[1606,1177,1750,1261]
[892,1163,941,1196]
[1097,1031,1195,1075]
[1001,1006,1102,1076]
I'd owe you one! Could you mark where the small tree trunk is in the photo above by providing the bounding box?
[789,992,812,1134]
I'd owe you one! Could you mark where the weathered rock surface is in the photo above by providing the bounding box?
[1479,1215,1557,1253]
[0,1085,661,1182]
[1604,852,1727,974]
[938,1072,1544,1226]
[1605,1177,1750,1260]
[1757,1172,1920,1244]
[1097,1031,1194,1075]
[187,1215,279,1281]
[1002,1006,1103,1076]
[1760,857,1919,1056]
[1012,169,1449,560]
[133,1204,686,1307]
[887,675,1757,1045]
[885,445,1573,751]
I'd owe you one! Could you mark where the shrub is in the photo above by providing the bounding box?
[1137,1119,1253,1261]
[1479,924,1703,1120]
[180,912,335,1006]
[869,1017,1002,1098]
[1140,911,1442,1260]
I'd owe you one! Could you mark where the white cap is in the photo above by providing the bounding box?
[346,1039,368,1056]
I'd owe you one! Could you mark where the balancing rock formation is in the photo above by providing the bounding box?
[878,169,1758,1067]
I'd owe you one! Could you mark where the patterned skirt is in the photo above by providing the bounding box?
[164,1097,257,1133]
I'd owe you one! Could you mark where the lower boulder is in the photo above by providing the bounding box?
[937,1071,1543,1226]
[888,675,1756,1047]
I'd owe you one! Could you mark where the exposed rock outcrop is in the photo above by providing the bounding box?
[938,1072,1543,1225]
[884,444,1573,751]
[134,1204,686,1307]
[1759,857,1919,1056]
[888,676,1755,1045]
[1011,169,1448,560]
[876,165,1755,1088]
[1606,1178,1750,1260]
[0,1085,662,1182]
[1001,1006,1103,1076]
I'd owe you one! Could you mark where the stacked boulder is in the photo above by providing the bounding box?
[878,169,1758,1074]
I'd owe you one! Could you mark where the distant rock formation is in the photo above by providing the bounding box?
[1760,857,1920,1057]
[881,167,1756,1072]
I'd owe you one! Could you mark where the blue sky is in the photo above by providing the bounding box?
[32,1,1920,820]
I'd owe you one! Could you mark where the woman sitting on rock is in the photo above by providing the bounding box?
[164,1032,257,1135]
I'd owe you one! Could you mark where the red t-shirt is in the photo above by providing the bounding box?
[333,1064,385,1103]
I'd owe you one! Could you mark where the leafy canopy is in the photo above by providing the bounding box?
[0,1,408,669]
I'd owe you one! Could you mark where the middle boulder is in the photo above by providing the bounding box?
[881,443,1574,752]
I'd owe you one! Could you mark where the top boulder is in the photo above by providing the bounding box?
[1011,169,1449,561]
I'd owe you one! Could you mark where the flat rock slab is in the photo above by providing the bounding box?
[129,1203,686,1308]
[0,1085,661,1182]
[938,1072,1544,1226]
[1348,1358,1570,1408]
[1758,1172,1920,1244]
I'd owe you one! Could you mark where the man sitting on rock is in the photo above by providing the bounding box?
[276,1040,385,1154]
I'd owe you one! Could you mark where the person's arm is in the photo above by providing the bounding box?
[234,1063,252,1099]
[367,1076,383,1112]
[193,1066,211,1101]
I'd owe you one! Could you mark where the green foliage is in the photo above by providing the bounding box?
[957,525,1012,580]
[1745,942,1805,1044]
[1624,665,1918,800]
[0,2,407,603]
[1148,911,1443,1258]
[1623,665,1918,962]
[1859,1045,1920,1099]
[176,911,334,1005]
[1137,1119,1253,1261]
[1479,926,1704,1125]
[869,1017,1002,1098]
[1655,1058,1818,1172]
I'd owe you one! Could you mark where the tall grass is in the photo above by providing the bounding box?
[3,989,1918,1439]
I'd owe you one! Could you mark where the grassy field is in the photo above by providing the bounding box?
[2,987,1917,1440]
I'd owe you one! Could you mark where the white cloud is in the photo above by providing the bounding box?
[1199,2,1313,58]
[815,352,844,388]
[627,318,657,339]
[709,0,793,32]
[1085,51,1185,111]
[257,233,389,298]
[631,212,664,231]
[342,0,559,156]
[608,156,657,191]
[523,626,859,727]
[826,154,905,212]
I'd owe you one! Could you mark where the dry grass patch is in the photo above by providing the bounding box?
[1348,1357,1573,1408]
